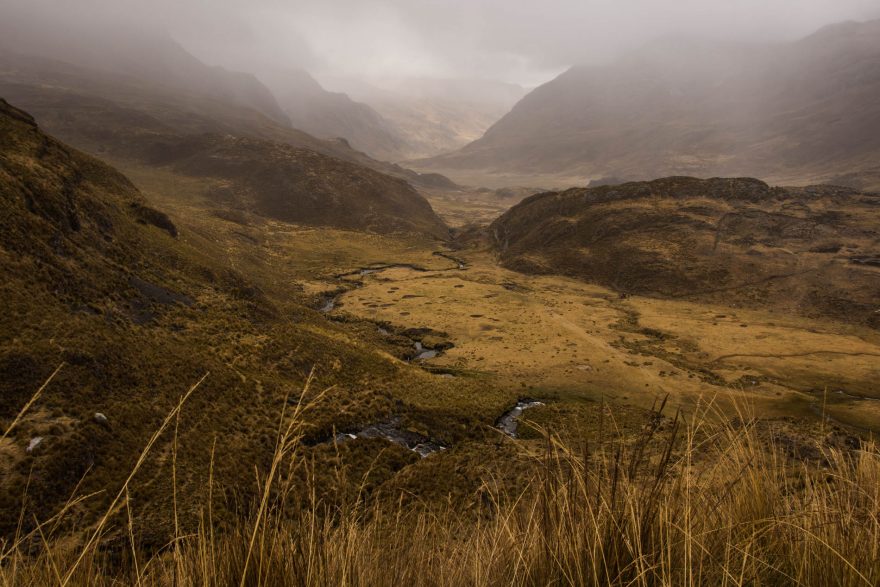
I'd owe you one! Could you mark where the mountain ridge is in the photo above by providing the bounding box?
[0,41,458,191]
[260,69,411,161]
[323,75,527,159]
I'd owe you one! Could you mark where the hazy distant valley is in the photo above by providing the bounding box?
[2,3,880,584]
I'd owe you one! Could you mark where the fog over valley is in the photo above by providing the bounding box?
[3,0,880,166]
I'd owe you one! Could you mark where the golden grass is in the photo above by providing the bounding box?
[1,363,64,440]
[334,248,880,431]
[3,382,879,586]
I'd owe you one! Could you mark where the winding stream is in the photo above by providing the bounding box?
[315,252,548,452]
[325,398,547,459]
[316,249,467,361]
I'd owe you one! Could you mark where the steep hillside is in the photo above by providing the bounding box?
[0,96,269,538]
[490,177,880,328]
[0,98,463,542]
[422,20,880,190]
[147,133,448,237]
[261,69,410,161]
[0,98,180,305]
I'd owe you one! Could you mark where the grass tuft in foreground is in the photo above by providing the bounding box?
[3,381,879,586]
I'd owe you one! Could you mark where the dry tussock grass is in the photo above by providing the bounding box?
[3,370,878,586]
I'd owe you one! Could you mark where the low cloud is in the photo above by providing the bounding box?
[4,0,880,85]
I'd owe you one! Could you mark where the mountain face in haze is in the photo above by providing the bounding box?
[0,25,451,239]
[260,70,410,161]
[490,177,880,328]
[0,13,460,189]
[0,20,290,126]
[0,46,339,160]
[323,76,527,159]
[0,45,455,191]
[423,20,880,190]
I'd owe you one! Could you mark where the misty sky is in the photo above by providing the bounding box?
[6,0,880,86]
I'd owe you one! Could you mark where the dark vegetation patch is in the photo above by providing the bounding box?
[130,202,177,237]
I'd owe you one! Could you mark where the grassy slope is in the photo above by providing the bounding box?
[0,98,516,546]
[5,394,878,586]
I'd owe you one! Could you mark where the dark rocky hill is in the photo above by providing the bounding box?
[490,177,880,327]
[148,133,449,237]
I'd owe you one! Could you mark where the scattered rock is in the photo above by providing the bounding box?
[26,437,44,454]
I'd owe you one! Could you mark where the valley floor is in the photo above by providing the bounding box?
[323,244,880,433]
[125,160,880,436]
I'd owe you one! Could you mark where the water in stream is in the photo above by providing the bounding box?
[413,341,438,360]
[497,400,545,437]
[329,417,446,457]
